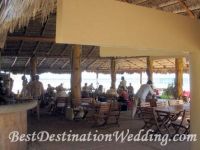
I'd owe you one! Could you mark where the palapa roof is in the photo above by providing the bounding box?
[1,0,198,74]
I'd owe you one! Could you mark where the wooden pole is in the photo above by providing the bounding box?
[71,45,82,105]
[146,56,153,81]
[96,72,99,88]
[111,58,116,89]
[140,72,143,85]
[0,49,1,71]
[30,56,37,79]
[175,57,183,99]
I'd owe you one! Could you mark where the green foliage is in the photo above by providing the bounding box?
[160,84,175,99]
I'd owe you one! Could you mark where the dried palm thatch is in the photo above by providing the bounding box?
[0,0,56,48]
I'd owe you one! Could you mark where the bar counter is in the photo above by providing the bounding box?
[0,100,37,150]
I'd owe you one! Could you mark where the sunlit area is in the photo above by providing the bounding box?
[10,72,190,94]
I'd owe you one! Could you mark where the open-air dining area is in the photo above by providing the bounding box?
[0,0,200,150]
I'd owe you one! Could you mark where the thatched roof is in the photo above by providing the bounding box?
[1,0,196,74]
[119,0,200,18]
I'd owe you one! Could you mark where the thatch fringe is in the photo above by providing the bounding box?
[0,0,56,48]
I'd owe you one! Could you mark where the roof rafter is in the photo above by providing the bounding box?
[81,46,96,65]
[177,0,195,18]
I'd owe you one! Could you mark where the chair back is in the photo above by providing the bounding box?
[168,100,184,106]
[140,102,151,107]
[156,101,168,108]
[110,102,121,111]
[139,107,155,119]
[81,98,93,103]
[98,102,111,114]
[56,97,67,107]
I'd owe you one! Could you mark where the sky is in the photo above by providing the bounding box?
[10,71,190,94]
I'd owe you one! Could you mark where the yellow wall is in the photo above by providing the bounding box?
[56,0,200,53]
[190,51,200,150]
[100,47,189,57]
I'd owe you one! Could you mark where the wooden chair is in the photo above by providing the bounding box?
[169,110,186,135]
[168,100,184,106]
[136,102,150,119]
[138,107,163,133]
[109,102,121,126]
[155,110,171,134]
[92,102,111,127]
[72,98,94,120]
[55,97,67,114]
[156,101,168,108]
[140,102,151,107]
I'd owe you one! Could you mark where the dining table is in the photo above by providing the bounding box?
[155,103,190,114]
[154,103,190,134]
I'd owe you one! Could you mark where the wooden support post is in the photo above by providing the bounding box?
[71,45,82,105]
[146,56,153,81]
[111,58,116,89]
[0,49,1,71]
[175,57,183,99]
[30,56,37,79]
[140,72,143,85]
[96,72,99,88]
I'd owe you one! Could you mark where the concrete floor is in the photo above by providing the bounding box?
[27,111,191,150]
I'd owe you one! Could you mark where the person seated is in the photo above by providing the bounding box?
[95,85,106,102]
[88,83,95,93]
[82,83,89,92]
[56,83,67,97]
[106,87,118,97]
[95,85,103,95]
[118,86,129,111]
[127,83,134,99]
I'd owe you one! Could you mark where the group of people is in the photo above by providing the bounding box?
[20,74,155,115]
[80,76,156,112]
[21,75,44,101]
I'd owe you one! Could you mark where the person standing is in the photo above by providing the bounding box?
[119,76,127,89]
[28,75,44,120]
[131,80,155,118]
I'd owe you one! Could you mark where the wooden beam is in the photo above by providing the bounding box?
[175,57,183,99]
[25,58,31,67]
[50,58,60,68]
[33,42,40,55]
[24,42,40,68]
[50,45,69,68]
[177,0,195,18]
[7,36,55,43]
[158,0,179,8]
[81,46,96,64]
[38,43,54,67]
[85,59,97,70]
[111,58,116,89]
[61,60,70,69]
[174,5,200,15]
[136,0,148,5]
[1,53,71,58]
[11,57,17,67]
[38,58,46,67]
[146,56,153,81]
[71,45,82,105]
[30,56,37,78]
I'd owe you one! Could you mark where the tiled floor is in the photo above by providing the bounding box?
[27,111,191,150]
